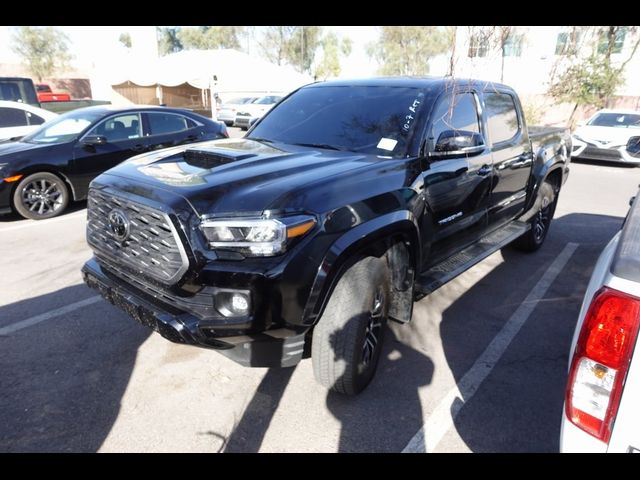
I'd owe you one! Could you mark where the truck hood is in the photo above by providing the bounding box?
[573,125,640,147]
[101,138,396,216]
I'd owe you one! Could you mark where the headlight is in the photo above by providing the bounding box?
[200,215,316,257]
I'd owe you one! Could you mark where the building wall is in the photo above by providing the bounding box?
[430,26,640,125]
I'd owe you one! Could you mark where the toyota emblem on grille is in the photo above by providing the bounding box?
[108,209,130,242]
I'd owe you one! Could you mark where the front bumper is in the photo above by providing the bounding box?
[82,257,308,367]
[0,180,12,214]
[572,139,640,164]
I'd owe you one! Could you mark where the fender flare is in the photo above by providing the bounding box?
[301,210,420,326]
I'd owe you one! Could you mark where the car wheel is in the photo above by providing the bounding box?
[224,121,233,127]
[513,181,557,252]
[311,256,390,395]
[12,172,70,220]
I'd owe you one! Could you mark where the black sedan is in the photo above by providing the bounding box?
[0,105,228,219]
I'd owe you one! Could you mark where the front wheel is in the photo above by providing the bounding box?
[311,256,390,395]
[513,181,557,252]
[12,172,70,220]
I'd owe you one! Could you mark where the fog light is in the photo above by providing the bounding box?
[214,290,251,317]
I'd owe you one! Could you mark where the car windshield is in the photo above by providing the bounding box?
[248,85,427,157]
[22,109,104,143]
[588,112,640,128]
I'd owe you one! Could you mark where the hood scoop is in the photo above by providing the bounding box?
[184,147,257,168]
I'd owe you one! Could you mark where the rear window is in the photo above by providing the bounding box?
[485,92,520,144]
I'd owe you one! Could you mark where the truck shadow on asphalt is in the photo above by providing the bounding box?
[0,284,149,452]
[222,212,623,453]
[442,212,623,452]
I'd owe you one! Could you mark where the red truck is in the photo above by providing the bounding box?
[35,83,71,103]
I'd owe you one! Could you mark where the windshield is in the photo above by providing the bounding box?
[22,109,103,143]
[248,85,427,157]
[588,112,640,128]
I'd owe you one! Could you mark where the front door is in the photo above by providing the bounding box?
[420,91,493,268]
[71,112,147,196]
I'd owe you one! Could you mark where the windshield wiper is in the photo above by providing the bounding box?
[247,137,274,144]
[291,142,345,151]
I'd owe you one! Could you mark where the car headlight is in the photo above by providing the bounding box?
[200,215,316,257]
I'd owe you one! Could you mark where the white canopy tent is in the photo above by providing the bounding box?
[110,48,312,97]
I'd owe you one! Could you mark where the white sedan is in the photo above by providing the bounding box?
[0,100,58,142]
[571,109,640,165]
[560,191,640,453]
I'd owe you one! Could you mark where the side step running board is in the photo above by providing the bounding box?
[414,221,530,297]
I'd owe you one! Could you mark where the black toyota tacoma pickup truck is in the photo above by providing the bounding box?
[82,78,571,395]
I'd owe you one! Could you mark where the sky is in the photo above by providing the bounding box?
[0,26,381,77]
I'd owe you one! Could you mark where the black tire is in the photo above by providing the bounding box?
[513,181,557,252]
[224,121,233,127]
[12,172,70,220]
[311,256,390,395]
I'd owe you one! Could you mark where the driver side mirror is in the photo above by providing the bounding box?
[82,135,107,146]
[431,130,485,158]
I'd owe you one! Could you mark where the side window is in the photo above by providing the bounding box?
[485,92,519,145]
[26,112,45,126]
[430,92,481,146]
[92,113,142,142]
[0,107,28,128]
[147,113,190,136]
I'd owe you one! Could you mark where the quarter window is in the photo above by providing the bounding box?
[485,92,519,144]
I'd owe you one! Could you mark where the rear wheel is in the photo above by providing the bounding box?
[311,256,390,395]
[12,172,69,220]
[513,181,557,252]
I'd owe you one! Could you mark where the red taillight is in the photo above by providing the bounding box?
[565,287,640,443]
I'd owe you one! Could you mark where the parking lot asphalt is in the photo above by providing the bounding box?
[1,135,639,452]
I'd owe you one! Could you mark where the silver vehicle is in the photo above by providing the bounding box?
[234,94,284,130]
[217,96,258,127]
[572,109,640,165]
[560,190,640,452]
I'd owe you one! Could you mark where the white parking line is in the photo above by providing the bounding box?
[402,242,579,453]
[0,295,101,335]
[0,209,86,233]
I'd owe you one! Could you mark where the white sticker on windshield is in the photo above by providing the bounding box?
[377,138,398,151]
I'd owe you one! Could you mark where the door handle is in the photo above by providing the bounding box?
[132,144,146,152]
[187,135,198,141]
[477,164,492,176]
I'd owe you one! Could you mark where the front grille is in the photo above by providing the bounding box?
[87,189,188,285]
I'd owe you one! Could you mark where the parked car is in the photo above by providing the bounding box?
[217,96,258,127]
[81,78,571,395]
[234,94,284,130]
[571,109,640,165]
[0,100,58,142]
[0,105,228,220]
[35,83,72,103]
[560,191,640,453]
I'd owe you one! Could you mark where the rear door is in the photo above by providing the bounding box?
[420,90,493,266]
[142,111,204,151]
[483,90,533,226]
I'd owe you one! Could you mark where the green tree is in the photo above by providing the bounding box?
[549,26,640,124]
[259,26,322,74]
[366,26,449,76]
[11,26,72,82]
[314,32,352,80]
[119,32,132,49]
[157,27,183,55]
[178,26,245,50]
